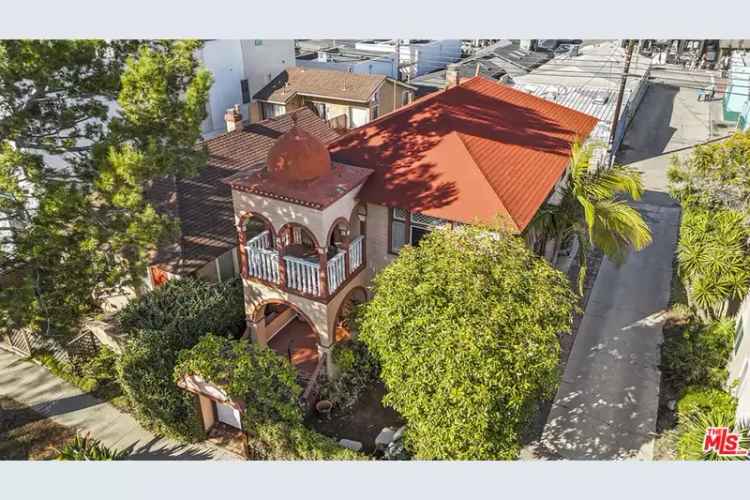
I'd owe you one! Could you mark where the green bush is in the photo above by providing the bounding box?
[661,319,735,391]
[677,386,737,421]
[116,278,245,442]
[320,339,379,412]
[34,351,99,392]
[175,334,302,426]
[248,421,365,460]
[675,404,748,461]
[55,434,127,460]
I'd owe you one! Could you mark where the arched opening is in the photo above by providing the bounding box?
[240,212,275,247]
[348,203,367,239]
[334,286,369,343]
[278,222,320,259]
[252,300,321,377]
[327,218,350,251]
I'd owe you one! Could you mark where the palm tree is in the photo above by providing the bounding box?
[530,142,653,293]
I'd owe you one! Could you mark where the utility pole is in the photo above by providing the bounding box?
[393,39,401,109]
[607,39,635,166]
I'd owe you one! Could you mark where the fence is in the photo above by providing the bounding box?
[1,326,101,367]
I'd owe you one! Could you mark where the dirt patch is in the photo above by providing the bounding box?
[306,381,404,453]
[0,396,76,460]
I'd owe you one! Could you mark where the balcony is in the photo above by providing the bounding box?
[245,230,365,300]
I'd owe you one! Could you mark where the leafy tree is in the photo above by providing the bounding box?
[0,40,211,338]
[530,142,653,292]
[358,224,578,459]
[677,208,750,320]
[668,131,750,214]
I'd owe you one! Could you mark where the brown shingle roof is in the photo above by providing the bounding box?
[253,67,387,104]
[148,107,340,275]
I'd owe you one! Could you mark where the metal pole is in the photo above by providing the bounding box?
[393,39,400,108]
[607,39,635,165]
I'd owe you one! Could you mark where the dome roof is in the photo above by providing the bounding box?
[266,126,332,182]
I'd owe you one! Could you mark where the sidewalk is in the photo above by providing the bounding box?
[0,348,239,460]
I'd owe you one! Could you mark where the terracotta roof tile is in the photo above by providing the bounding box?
[329,76,598,231]
[148,108,339,275]
[254,67,386,104]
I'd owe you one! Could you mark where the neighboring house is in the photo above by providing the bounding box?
[512,41,651,162]
[353,39,462,80]
[297,47,396,78]
[141,107,339,293]
[251,67,416,130]
[221,74,597,403]
[723,52,750,125]
[198,40,296,136]
[410,40,552,95]
[729,293,750,424]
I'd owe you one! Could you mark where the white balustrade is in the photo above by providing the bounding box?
[285,256,321,296]
[247,230,271,250]
[327,251,346,294]
[246,246,280,283]
[348,235,364,271]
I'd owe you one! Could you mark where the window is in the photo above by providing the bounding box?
[312,101,327,120]
[254,40,263,46]
[240,79,250,104]
[401,91,413,106]
[215,249,237,282]
[370,93,379,120]
[261,102,285,119]
[389,208,450,253]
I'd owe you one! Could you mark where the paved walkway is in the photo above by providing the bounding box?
[531,82,712,460]
[0,348,239,460]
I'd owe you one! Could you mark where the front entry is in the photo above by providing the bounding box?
[215,402,242,429]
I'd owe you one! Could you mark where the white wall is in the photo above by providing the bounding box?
[353,40,462,79]
[239,40,296,108]
[199,40,296,135]
[729,294,750,424]
[199,40,245,134]
[297,57,395,78]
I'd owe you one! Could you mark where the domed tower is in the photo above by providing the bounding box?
[266,124,332,182]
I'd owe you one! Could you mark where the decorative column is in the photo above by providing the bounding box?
[236,218,248,279]
[277,232,287,288]
[318,247,329,299]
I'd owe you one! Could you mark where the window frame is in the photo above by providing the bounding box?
[735,316,745,355]
[388,208,452,254]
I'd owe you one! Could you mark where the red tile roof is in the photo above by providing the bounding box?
[329,76,598,232]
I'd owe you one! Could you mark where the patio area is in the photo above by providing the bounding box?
[267,317,320,376]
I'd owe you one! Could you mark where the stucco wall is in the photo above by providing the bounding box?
[240,40,295,106]
[199,40,246,134]
[364,203,397,276]
[232,185,363,248]
[729,293,750,423]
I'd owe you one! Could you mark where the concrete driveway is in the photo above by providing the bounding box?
[536,82,713,459]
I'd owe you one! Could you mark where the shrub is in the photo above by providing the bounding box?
[676,386,737,421]
[320,339,379,412]
[359,224,577,459]
[675,405,748,461]
[661,319,735,391]
[55,434,127,460]
[174,334,302,426]
[116,278,245,441]
[248,421,365,460]
[34,351,99,393]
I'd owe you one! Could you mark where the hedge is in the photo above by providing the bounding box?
[116,278,245,441]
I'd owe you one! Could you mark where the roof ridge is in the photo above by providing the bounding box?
[452,131,519,231]
[201,107,314,146]
[330,77,487,147]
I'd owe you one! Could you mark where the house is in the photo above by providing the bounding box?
[197,40,295,136]
[723,52,750,125]
[297,45,397,78]
[353,39,462,79]
[410,40,552,95]
[251,67,416,129]
[728,293,750,424]
[511,41,651,161]
[141,107,340,292]
[221,74,597,401]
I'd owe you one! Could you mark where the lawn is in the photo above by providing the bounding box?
[0,396,76,460]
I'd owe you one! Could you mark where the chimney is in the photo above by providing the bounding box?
[224,105,242,132]
[446,64,461,88]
